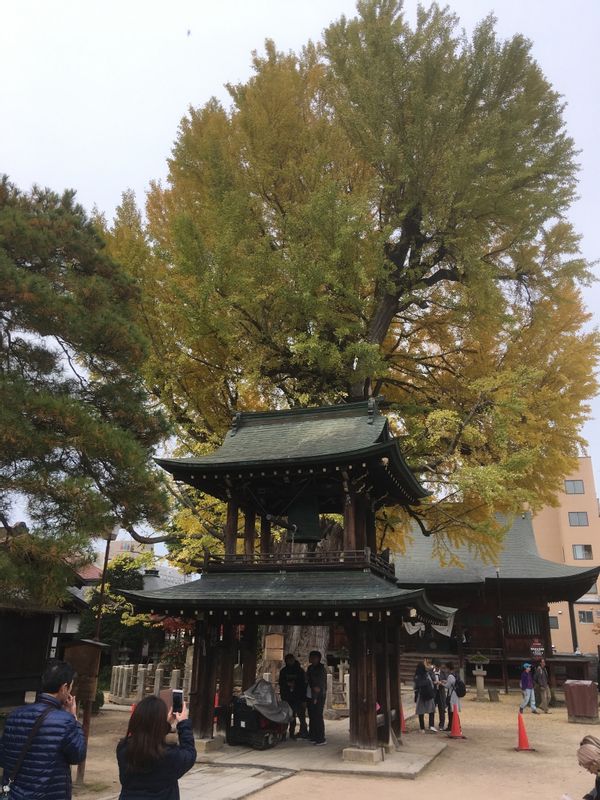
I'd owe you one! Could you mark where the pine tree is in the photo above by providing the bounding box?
[0,179,169,605]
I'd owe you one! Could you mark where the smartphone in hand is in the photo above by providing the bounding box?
[172,689,184,714]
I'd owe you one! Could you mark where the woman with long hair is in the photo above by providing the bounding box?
[414,661,437,733]
[116,695,196,800]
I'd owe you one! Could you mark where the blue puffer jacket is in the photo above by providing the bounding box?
[0,694,86,800]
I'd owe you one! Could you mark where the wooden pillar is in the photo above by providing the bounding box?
[244,508,256,557]
[376,622,392,746]
[355,495,367,551]
[568,601,579,651]
[349,620,377,749]
[388,623,402,738]
[225,498,239,557]
[343,494,357,551]
[191,622,218,739]
[366,506,377,554]
[260,516,271,555]
[241,624,258,690]
[216,622,236,735]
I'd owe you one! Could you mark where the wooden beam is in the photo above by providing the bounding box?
[244,508,256,557]
[225,498,239,557]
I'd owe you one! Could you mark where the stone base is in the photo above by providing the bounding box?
[342,746,384,764]
[568,715,600,725]
[195,734,225,754]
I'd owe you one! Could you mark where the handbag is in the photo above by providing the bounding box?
[2,704,56,795]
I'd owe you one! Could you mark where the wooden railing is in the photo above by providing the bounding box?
[200,547,395,577]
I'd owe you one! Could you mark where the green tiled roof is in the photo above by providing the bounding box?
[123,569,447,620]
[394,513,600,602]
[156,400,428,504]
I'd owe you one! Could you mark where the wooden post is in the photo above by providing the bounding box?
[365,506,377,554]
[191,622,218,739]
[225,498,239,557]
[241,624,258,690]
[216,623,236,735]
[376,623,392,746]
[389,623,402,738]
[355,495,367,551]
[260,515,271,555]
[244,508,256,557]
[343,494,357,551]
[349,620,377,749]
[568,601,579,651]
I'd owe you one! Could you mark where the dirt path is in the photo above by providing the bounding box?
[75,695,595,800]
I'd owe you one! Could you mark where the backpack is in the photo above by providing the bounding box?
[453,675,467,698]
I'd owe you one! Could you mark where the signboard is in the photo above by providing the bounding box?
[530,639,544,657]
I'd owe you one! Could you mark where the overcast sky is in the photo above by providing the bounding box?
[1,0,599,489]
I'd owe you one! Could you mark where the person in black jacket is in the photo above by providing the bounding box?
[306,650,328,746]
[278,654,308,740]
[116,694,196,800]
[0,659,86,800]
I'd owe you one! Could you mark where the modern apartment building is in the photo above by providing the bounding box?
[533,456,600,655]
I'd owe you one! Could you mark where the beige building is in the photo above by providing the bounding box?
[533,456,600,655]
[95,536,154,566]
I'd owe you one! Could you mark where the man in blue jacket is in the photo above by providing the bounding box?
[0,660,87,799]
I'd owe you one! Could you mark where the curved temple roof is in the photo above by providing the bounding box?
[123,569,449,624]
[394,513,600,602]
[156,400,428,508]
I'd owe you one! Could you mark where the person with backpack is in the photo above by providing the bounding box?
[443,661,466,731]
[0,659,86,800]
[414,661,437,733]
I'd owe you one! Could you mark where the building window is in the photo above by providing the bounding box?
[565,479,585,494]
[122,542,132,551]
[578,611,594,624]
[569,512,589,527]
[507,612,542,636]
[573,544,593,560]
[549,616,559,629]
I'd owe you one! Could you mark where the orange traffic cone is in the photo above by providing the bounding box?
[400,703,408,734]
[447,704,466,739]
[515,711,535,752]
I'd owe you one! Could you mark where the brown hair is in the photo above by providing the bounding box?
[121,695,171,772]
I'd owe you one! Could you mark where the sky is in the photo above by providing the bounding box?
[1,0,599,488]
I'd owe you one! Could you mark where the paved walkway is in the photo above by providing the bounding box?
[197,717,446,779]
[180,765,292,800]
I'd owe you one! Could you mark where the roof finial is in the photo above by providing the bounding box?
[231,411,242,435]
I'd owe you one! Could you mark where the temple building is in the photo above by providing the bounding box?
[125,400,599,756]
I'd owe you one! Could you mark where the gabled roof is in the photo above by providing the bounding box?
[156,400,428,508]
[394,513,600,602]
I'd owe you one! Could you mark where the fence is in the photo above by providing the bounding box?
[109,662,192,705]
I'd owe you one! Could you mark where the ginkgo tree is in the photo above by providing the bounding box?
[105,0,599,560]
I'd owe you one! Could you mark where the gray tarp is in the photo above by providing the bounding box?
[242,679,292,724]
